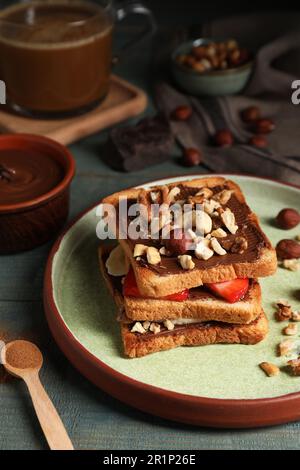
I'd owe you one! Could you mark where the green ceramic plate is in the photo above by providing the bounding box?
[44,175,300,427]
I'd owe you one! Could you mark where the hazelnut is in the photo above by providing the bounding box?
[259,362,280,377]
[276,239,300,260]
[276,208,300,230]
[192,45,207,60]
[192,61,207,73]
[214,129,234,147]
[171,105,192,121]
[165,229,192,256]
[228,48,241,67]
[283,323,298,336]
[287,358,300,376]
[176,54,188,65]
[282,259,300,271]
[178,254,195,270]
[275,303,292,322]
[255,118,275,134]
[183,147,202,167]
[146,247,161,265]
[185,56,197,68]
[249,135,267,148]
[230,236,248,254]
[241,106,261,123]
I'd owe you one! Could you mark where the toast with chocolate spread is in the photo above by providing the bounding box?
[99,245,262,324]
[102,177,277,298]
[98,245,268,358]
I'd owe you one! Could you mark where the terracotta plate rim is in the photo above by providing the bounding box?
[43,173,300,428]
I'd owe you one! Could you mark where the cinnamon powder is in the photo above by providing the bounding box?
[5,341,41,369]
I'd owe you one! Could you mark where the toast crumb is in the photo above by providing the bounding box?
[259,362,280,377]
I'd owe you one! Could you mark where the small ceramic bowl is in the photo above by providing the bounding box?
[171,38,254,96]
[0,134,75,254]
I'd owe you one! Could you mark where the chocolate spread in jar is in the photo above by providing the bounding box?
[0,149,64,206]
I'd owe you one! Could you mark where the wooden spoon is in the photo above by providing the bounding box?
[1,340,74,450]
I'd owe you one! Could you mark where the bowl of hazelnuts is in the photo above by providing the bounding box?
[172,38,253,96]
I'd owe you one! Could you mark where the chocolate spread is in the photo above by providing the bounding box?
[0,149,64,206]
[122,184,269,274]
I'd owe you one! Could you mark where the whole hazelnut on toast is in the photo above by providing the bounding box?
[165,229,193,255]
[276,239,300,260]
[276,208,300,230]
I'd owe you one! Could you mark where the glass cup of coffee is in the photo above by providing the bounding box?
[0,0,155,117]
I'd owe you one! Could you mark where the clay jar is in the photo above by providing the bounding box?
[0,134,75,254]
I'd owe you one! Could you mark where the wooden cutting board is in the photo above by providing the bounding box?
[0,75,147,145]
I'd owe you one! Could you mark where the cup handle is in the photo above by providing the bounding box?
[113,1,156,64]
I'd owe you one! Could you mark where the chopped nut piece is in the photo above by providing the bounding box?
[221,208,238,234]
[230,236,248,254]
[167,186,180,204]
[282,259,300,271]
[150,191,159,202]
[259,362,280,377]
[159,246,171,256]
[278,339,298,356]
[287,358,300,376]
[211,237,227,255]
[204,199,221,215]
[149,322,161,334]
[164,320,175,331]
[178,254,195,270]
[133,244,148,258]
[106,244,130,276]
[296,235,300,241]
[131,322,146,334]
[283,323,298,336]
[195,188,214,199]
[275,304,292,322]
[214,189,234,205]
[194,210,212,234]
[143,321,150,331]
[292,311,300,322]
[195,239,214,260]
[146,247,161,265]
[211,228,227,238]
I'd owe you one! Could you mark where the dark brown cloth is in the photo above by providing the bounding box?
[155,12,300,185]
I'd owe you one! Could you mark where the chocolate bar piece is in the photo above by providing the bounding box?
[105,114,174,172]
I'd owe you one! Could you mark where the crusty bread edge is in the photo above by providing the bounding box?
[122,310,269,358]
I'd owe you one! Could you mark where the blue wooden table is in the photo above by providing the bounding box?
[1,27,300,451]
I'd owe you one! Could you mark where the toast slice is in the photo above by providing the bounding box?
[98,245,268,358]
[99,245,262,324]
[121,311,269,358]
[102,177,277,297]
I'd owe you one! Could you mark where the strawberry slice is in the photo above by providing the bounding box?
[123,268,189,301]
[206,278,249,303]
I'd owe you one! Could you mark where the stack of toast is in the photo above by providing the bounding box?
[99,177,277,358]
